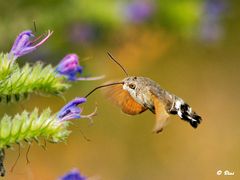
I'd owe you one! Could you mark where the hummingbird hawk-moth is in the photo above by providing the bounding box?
[85,53,202,133]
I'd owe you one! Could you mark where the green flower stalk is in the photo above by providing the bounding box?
[0,108,68,176]
[0,53,70,103]
[0,108,69,149]
[0,97,97,176]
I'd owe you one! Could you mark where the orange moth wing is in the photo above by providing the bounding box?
[105,84,147,115]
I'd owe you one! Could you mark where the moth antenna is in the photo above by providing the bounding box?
[85,82,124,98]
[107,52,129,77]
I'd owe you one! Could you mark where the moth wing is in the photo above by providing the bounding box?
[104,84,147,115]
[151,93,170,133]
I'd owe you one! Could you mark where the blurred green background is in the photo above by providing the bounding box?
[0,0,240,179]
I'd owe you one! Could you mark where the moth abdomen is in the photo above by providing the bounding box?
[171,97,202,128]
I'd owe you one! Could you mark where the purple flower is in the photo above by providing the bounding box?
[204,0,226,19]
[10,30,53,58]
[57,97,97,122]
[124,0,154,23]
[199,0,226,42]
[69,23,97,44]
[59,169,86,180]
[56,54,105,81]
[56,54,83,81]
[57,97,86,122]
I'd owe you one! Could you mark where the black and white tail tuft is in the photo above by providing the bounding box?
[170,98,202,128]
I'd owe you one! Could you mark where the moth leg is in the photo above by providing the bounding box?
[152,95,170,133]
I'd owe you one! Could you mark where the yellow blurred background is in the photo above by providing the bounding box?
[0,0,239,179]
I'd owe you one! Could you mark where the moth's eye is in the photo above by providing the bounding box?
[129,83,136,90]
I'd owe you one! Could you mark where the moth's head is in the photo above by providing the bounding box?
[123,76,141,97]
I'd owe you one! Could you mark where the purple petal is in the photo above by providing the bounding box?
[59,169,86,180]
[124,0,154,23]
[10,30,52,58]
[58,97,87,121]
[69,23,97,44]
[10,30,34,57]
[199,0,226,42]
[13,46,37,57]
[77,66,83,74]
[56,53,104,82]
[56,54,83,81]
